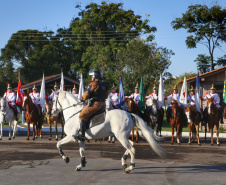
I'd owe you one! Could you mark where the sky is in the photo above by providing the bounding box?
[0,0,225,77]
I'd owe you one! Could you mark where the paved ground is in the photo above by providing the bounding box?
[0,133,226,185]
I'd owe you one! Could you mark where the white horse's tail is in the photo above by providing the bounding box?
[131,114,165,158]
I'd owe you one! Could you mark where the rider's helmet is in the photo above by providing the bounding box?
[54,81,59,88]
[7,83,12,89]
[111,83,116,90]
[173,83,178,90]
[153,82,158,90]
[190,85,195,91]
[135,82,139,89]
[210,83,216,90]
[73,84,77,91]
[89,69,102,80]
[33,84,37,90]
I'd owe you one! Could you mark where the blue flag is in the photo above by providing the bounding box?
[195,71,201,98]
[118,76,125,108]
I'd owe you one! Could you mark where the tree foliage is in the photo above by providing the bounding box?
[0,2,173,95]
[171,4,226,70]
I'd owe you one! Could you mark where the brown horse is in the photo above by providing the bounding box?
[170,101,183,145]
[185,105,201,145]
[205,97,221,146]
[23,94,43,140]
[223,103,226,119]
[127,98,145,143]
[45,98,64,141]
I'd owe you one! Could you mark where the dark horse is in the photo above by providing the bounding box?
[45,98,64,141]
[22,94,43,140]
[146,99,164,136]
[169,101,184,145]
[204,97,221,146]
[127,98,146,143]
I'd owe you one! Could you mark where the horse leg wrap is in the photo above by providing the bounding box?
[58,147,64,157]
[81,157,86,167]
[131,163,135,167]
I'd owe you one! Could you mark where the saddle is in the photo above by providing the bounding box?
[85,105,106,129]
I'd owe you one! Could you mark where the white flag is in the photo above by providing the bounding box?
[40,73,45,109]
[60,71,65,91]
[78,73,84,99]
[158,71,164,104]
[180,75,187,106]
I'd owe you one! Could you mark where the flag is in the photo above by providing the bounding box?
[223,71,226,103]
[138,76,145,114]
[180,74,187,105]
[195,88,201,112]
[118,76,125,108]
[158,71,165,104]
[16,73,23,106]
[78,73,84,99]
[40,73,45,109]
[60,70,65,91]
[195,71,201,98]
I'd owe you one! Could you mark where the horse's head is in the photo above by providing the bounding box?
[51,91,62,117]
[151,99,158,114]
[207,97,216,114]
[0,97,8,112]
[171,101,179,109]
[128,98,137,113]
[105,95,112,111]
[45,98,53,115]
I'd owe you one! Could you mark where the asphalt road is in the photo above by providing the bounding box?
[0,134,226,185]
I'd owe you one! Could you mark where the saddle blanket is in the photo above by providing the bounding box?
[85,111,106,129]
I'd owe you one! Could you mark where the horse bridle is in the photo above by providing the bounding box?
[53,95,83,123]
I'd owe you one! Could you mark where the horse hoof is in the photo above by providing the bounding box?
[48,137,51,141]
[13,136,15,139]
[211,144,214,146]
[198,143,201,146]
[112,141,115,144]
[122,164,127,172]
[8,138,11,140]
[188,143,191,145]
[26,138,29,140]
[217,144,220,146]
[108,141,110,143]
[178,143,181,145]
[32,138,35,141]
[55,138,58,141]
[75,167,81,171]
[0,138,2,140]
[65,157,70,163]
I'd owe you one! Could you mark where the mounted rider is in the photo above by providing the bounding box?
[78,69,108,141]
[48,82,59,101]
[3,83,18,121]
[187,85,196,106]
[109,83,119,109]
[29,84,42,116]
[125,82,140,105]
[145,82,164,116]
[165,84,186,123]
[72,84,79,99]
[201,83,223,123]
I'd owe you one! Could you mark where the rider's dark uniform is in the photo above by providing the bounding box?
[78,70,108,141]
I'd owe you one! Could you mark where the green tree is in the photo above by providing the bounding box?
[172,4,226,70]
[194,54,212,73]
[69,1,157,84]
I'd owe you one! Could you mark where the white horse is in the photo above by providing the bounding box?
[0,97,20,140]
[52,91,165,173]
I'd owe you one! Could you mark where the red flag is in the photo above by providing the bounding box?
[16,74,23,105]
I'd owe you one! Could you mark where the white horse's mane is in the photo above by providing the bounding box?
[59,91,81,104]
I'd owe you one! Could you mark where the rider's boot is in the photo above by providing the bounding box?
[78,120,86,142]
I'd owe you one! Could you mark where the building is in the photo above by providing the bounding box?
[13,73,80,95]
